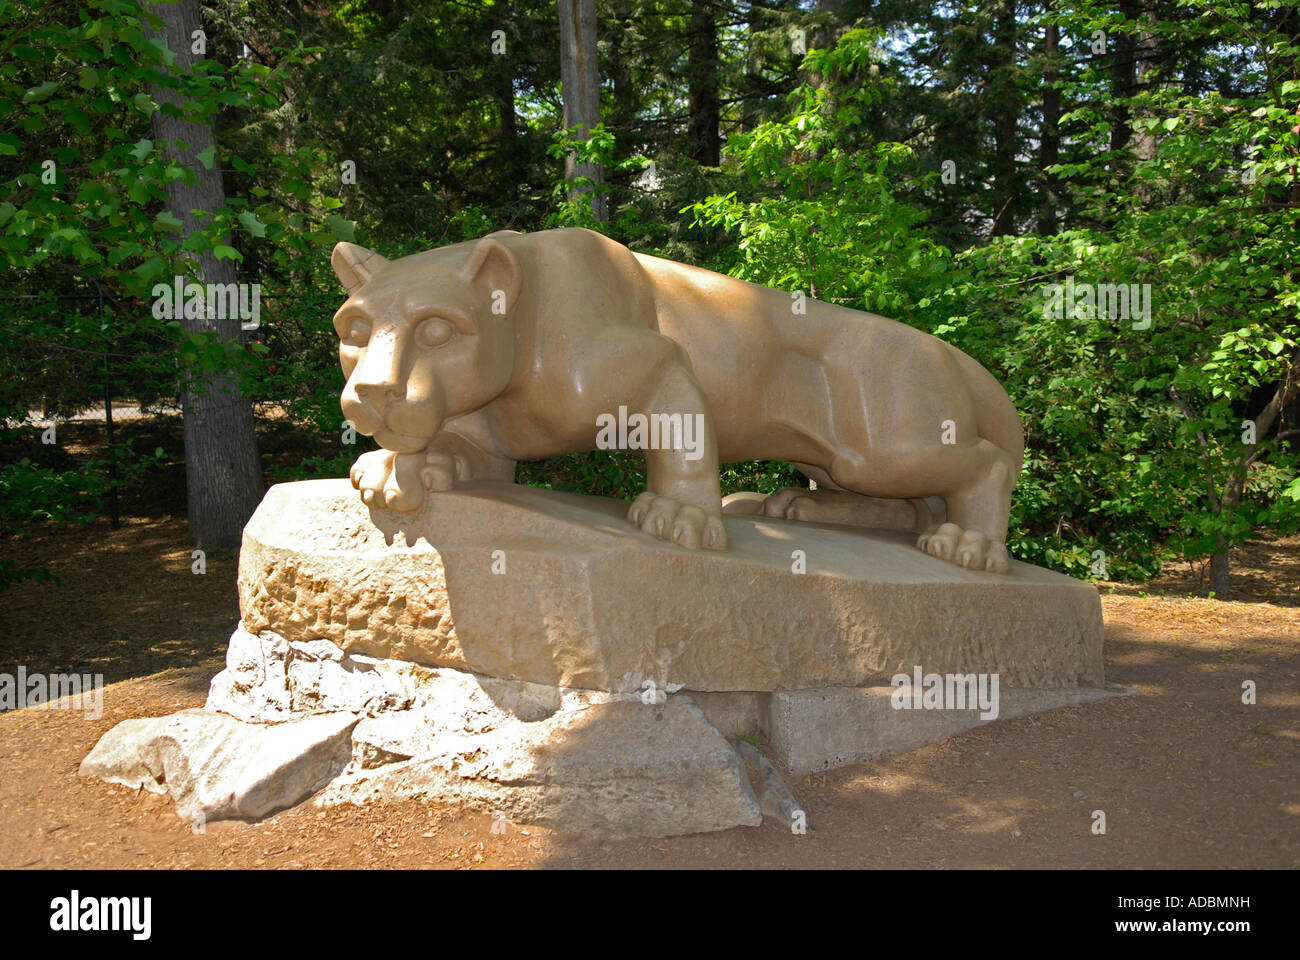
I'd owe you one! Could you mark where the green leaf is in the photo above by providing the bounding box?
[130,138,153,161]
[64,108,91,133]
[238,210,267,238]
[134,256,167,281]
[22,81,58,103]
[195,145,216,170]
[325,214,355,242]
[78,67,100,90]
[180,232,211,253]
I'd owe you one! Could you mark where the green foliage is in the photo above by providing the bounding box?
[0,443,166,525]
[269,448,368,483]
[0,556,58,593]
[514,450,802,501]
[689,19,1300,580]
[5,0,1298,594]
[0,439,167,593]
[0,0,346,538]
[688,30,951,315]
[515,449,645,499]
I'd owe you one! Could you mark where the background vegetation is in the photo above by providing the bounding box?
[2,0,1298,598]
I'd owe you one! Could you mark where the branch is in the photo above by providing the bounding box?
[1252,346,1300,440]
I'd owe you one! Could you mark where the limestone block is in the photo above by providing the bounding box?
[690,691,761,739]
[201,633,762,835]
[761,683,1134,776]
[78,709,358,823]
[207,623,415,723]
[734,739,809,831]
[238,479,1105,693]
[320,694,763,838]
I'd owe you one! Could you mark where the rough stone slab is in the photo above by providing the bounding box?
[734,739,809,832]
[761,683,1135,777]
[78,709,358,823]
[203,632,761,836]
[238,479,1105,693]
[207,623,416,724]
[319,694,763,838]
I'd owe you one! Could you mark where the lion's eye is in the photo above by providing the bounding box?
[346,319,371,346]
[416,316,455,348]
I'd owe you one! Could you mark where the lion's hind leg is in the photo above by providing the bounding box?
[911,439,1016,573]
[752,486,944,533]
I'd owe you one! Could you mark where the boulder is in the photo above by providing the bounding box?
[79,709,358,824]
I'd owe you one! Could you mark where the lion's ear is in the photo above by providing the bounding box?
[332,242,387,294]
[460,237,521,312]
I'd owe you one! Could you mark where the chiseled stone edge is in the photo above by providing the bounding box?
[238,479,1107,693]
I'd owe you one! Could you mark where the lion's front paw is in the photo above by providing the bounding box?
[628,492,727,550]
[419,450,471,492]
[348,449,424,512]
[916,522,1009,573]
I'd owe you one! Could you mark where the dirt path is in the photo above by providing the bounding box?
[1,520,1296,869]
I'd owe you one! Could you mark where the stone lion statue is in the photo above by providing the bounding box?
[330,228,1024,573]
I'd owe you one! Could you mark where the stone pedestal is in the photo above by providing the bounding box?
[239,479,1104,692]
[81,479,1115,837]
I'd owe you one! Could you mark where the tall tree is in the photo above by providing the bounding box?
[988,0,1023,236]
[1110,0,1140,156]
[1038,8,1060,233]
[686,0,722,166]
[607,0,641,161]
[145,0,264,548]
[493,23,522,201]
[1130,0,1162,205]
[558,0,607,220]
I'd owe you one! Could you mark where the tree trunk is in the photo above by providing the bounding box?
[989,0,1020,236]
[686,0,721,166]
[740,0,765,132]
[145,0,264,549]
[812,0,852,53]
[494,45,520,198]
[1038,14,1060,233]
[608,0,638,162]
[1131,0,1160,204]
[1110,0,1139,156]
[805,0,852,92]
[1209,537,1231,600]
[557,0,606,221]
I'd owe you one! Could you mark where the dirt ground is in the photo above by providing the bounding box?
[1,508,1296,870]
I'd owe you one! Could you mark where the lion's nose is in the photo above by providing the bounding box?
[350,327,404,412]
[354,382,400,407]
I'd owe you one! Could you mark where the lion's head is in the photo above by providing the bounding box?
[331,237,521,453]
